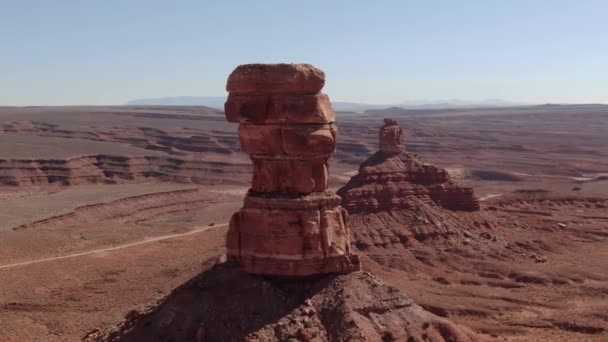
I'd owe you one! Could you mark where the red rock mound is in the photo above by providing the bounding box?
[84,263,488,342]
[338,119,479,214]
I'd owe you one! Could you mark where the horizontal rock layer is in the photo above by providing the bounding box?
[338,151,480,213]
[428,185,480,212]
[225,93,335,124]
[0,155,250,187]
[239,124,336,155]
[226,192,359,277]
[226,63,325,94]
[225,63,360,277]
[251,157,328,194]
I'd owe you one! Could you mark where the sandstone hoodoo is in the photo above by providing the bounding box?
[338,118,480,214]
[224,64,360,277]
[379,118,406,154]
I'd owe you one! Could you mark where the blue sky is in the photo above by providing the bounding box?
[1,0,606,105]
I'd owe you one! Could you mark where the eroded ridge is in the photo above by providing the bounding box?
[224,64,360,277]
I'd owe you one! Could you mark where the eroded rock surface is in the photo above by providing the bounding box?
[85,264,488,342]
[338,118,480,214]
[379,118,405,154]
[224,64,360,277]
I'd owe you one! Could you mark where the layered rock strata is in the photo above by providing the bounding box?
[379,118,406,153]
[224,64,360,277]
[0,155,249,187]
[338,119,480,213]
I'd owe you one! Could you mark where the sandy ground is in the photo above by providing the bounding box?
[0,224,229,341]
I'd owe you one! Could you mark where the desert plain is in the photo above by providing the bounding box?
[0,104,607,341]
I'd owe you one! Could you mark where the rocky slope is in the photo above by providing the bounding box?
[337,151,480,213]
[84,263,489,342]
[338,119,479,214]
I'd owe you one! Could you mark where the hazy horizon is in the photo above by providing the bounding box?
[2,1,607,106]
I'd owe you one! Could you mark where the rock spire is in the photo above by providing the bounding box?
[224,63,360,277]
[379,118,406,153]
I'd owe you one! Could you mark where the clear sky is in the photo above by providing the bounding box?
[1,0,606,106]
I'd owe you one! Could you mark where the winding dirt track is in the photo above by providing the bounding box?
[0,223,228,270]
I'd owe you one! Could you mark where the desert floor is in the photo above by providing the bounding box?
[0,105,607,341]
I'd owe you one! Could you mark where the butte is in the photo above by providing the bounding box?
[337,118,482,248]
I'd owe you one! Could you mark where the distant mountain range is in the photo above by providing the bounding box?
[127,96,528,112]
[128,96,227,108]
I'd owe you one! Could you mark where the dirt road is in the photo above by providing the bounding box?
[0,223,228,270]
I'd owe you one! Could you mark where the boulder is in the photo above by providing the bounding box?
[225,93,335,124]
[226,63,325,94]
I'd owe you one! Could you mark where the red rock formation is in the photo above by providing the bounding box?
[338,118,480,214]
[379,118,405,154]
[91,264,488,342]
[224,64,360,277]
